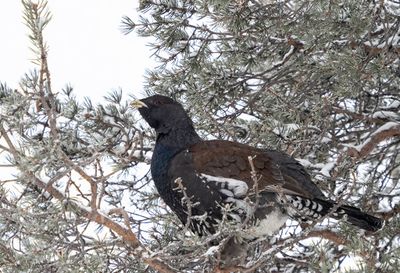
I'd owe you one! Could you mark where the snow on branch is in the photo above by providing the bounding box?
[347,122,400,158]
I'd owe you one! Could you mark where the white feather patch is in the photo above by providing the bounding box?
[285,195,323,219]
[243,209,288,238]
[200,173,249,197]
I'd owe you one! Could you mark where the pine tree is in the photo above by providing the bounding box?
[0,0,399,272]
[124,0,400,272]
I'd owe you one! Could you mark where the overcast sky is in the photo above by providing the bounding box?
[0,0,153,103]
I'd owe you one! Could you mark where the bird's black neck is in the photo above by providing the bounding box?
[156,126,201,151]
[151,125,201,194]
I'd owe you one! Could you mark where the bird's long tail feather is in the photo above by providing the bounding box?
[285,195,384,232]
[334,203,384,232]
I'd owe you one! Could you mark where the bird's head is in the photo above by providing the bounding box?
[131,94,193,134]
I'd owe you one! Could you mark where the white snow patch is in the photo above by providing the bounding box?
[272,122,300,138]
[372,121,400,135]
[342,143,362,152]
[372,110,399,120]
[321,136,332,144]
[204,245,219,256]
[364,40,385,48]
[383,100,400,110]
[296,158,313,168]
[319,162,335,177]
[112,145,126,155]
[272,45,295,66]
[132,150,142,158]
[237,113,259,121]
[296,159,335,177]
[384,1,400,16]
[144,151,153,162]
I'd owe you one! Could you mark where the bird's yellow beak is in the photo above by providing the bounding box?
[130,100,148,109]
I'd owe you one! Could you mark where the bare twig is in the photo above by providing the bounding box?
[174,177,195,231]
[242,155,262,227]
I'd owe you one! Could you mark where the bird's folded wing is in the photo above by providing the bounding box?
[186,140,324,199]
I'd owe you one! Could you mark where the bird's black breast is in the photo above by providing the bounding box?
[150,144,182,206]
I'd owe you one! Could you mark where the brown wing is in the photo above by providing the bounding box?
[189,140,325,199]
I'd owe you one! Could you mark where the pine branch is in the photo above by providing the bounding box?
[347,122,400,159]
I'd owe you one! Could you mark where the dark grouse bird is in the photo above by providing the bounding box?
[132,94,383,238]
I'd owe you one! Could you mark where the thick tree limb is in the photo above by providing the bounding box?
[305,230,348,245]
[347,122,400,159]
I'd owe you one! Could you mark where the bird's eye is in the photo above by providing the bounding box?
[153,99,163,106]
